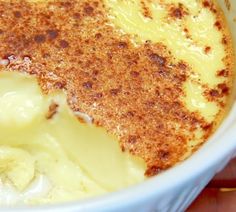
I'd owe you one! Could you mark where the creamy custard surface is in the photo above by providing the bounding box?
[0,0,233,204]
[0,71,145,204]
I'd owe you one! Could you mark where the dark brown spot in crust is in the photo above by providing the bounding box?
[117,41,128,49]
[169,3,188,19]
[140,0,152,19]
[46,29,58,40]
[128,135,138,144]
[149,53,166,66]
[54,81,66,89]
[172,8,182,18]
[202,0,217,13]
[203,0,210,7]
[95,33,102,39]
[83,4,94,15]
[130,71,139,77]
[214,21,222,30]
[60,40,69,48]
[218,83,229,95]
[217,69,229,77]
[204,46,211,54]
[110,88,120,96]
[126,111,135,117]
[178,62,187,70]
[184,28,188,33]
[159,150,170,161]
[13,11,21,18]
[73,12,81,19]
[82,81,93,89]
[222,37,228,45]
[94,92,103,99]
[202,123,213,132]
[145,166,162,176]
[209,89,220,97]
[34,34,46,43]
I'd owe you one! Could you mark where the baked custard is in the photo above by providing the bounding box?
[0,0,234,205]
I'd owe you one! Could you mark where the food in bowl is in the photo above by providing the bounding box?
[0,0,234,205]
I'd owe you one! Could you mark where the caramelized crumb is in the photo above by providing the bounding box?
[60,40,69,48]
[222,37,228,45]
[149,53,166,66]
[46,29,59,40]
[82,81,93,89]
[202,0,217,13]
[145,166,162,176]
[214,21,222,30]
[140,0,152,19]
[110,88,120,96]
[201,123,213,132]
[169,3,188,19]
[218,83,229,95]
[204,46,211,54]
[117,41,128,49]
[83,4,94,15]
[209,89,220,97]
[54,81,66,89]
[217,69,229,77]
[203,0,210,8]
[46,102,59,119]
[34,34,46,43]
[13,11,21,18]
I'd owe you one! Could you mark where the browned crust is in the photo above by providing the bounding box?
[0,0,233,176]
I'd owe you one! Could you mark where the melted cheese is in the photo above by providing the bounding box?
[0,71,145,205]
[105,0,226,122]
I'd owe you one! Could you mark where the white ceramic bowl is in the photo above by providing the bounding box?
[3,0,236,211]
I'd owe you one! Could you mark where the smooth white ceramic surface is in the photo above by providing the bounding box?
[2,0,236,211]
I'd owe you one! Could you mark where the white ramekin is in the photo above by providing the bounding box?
[3,0,236,211]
